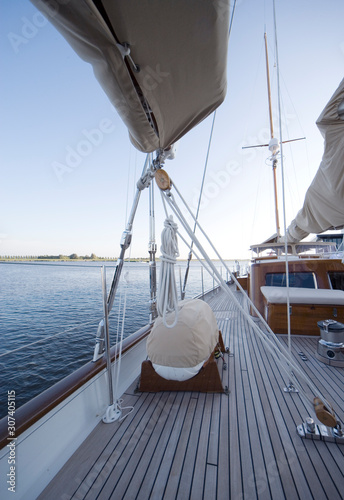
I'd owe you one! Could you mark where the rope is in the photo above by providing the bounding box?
[157,216,180,328]
[113,270,133,419]
[159,181,336,417]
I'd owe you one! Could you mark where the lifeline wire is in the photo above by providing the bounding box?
[0,317,101,359]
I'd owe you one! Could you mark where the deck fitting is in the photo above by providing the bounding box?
[297,420,344,443]
[283,382,299,393]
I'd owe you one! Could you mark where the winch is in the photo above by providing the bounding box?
[316,320,344,366]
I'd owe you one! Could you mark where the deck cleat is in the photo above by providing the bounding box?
[298,401,344,443]
[297,418,344,443]
[333,421,343,438]
[283,382,299,393]
[102,402,122,423]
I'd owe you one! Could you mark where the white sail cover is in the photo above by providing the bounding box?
[285,79,344,242]
[31,0,229,153]
[146,299,219,369]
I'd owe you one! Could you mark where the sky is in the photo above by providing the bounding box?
[1,0,343,260]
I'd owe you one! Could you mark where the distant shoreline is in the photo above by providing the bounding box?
[0,257,142,262]
[0,257,248,263]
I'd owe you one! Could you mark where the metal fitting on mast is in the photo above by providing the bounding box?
[120,229,132,250]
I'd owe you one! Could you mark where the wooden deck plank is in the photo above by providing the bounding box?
[37,392,153,500]
[148,391,193,500]
[79,392,165,500]
[125,391,185,499]
[279,336,344,415]
[217,392,230,500]
[239,311,269,499]
[267,337,344,497]
[243,349,288,500]
[244,323,306,500]
[217,321,231,500]
[323,443,344,498]
[252,331,324,500]
[231,312,257,500]
[240,322,283,500]
[251,327,341,500]
[117,391,182,500]
[190,393,214,499]
[163,397,198,499]
[37,286,344,500]
[207,393,221,466]
[177,393,206,498]
[91,392,171,499]
[278,339,344,500]
[290,335,344,392]
[228,313,244,500]
[204,464,217,500]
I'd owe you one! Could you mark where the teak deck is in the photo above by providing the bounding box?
[39,286,344,499]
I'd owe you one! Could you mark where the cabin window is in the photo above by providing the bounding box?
[328,271,344,291]
[265,272,316,288]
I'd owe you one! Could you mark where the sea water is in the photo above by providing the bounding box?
[0,260,241,418]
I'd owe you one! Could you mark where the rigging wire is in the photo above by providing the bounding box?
[111,171,136,418]
[159,178,335,417]
[272,0,292,353]
[125,143,133,224]
[240,37,266,244]
[181,0,237,299]
[107,148,150,423]
[112,269,134,420]
[228,0,237,38]
[181,111,217,299]
[276,85,310,217]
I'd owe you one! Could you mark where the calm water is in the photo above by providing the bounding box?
[0,260,240,418]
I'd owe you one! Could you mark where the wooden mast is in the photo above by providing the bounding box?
[242,33,304,238]
[264,32,281,238]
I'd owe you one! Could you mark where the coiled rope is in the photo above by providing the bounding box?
[159,182,336,419]
[157,216,180,328]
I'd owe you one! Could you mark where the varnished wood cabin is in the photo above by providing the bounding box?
[248,242,344,335]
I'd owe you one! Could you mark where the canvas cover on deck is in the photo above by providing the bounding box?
[285,79,344,242]
[261,286,344,305]
[31,0,229,153]
[147,299,219,368]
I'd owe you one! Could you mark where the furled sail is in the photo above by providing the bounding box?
[283,78,344,242]
[31,0,230,153]
[147,299,219,381]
